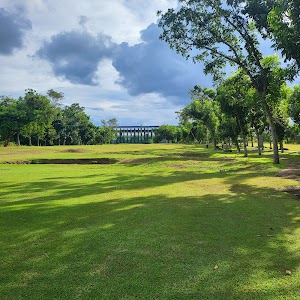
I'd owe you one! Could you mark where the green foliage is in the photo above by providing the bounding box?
[216,70,254,155]
[181,87,220,148]
[94,118,118,144]
[158,1,293,163]
[20,89,58,145]
[288,85,300,125]
[245,0,300,71]
[62,103,92,145]
[153,124,179,143]
[47,89,64,107]
[0,97,20,146]
[219,114,240,144]
[0,90,118,146]
[158,0,267,86]
[216,71,252,128]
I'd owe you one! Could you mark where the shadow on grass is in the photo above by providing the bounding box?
[0,162,278,206]
[1,170,300,299]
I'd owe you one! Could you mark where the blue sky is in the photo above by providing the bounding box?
[0,1,297,126]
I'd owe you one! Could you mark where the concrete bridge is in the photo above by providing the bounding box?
[115,126,159,143]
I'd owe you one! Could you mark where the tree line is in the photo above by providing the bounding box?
[158,0,300,163]
[0,89,117,146]
[154,68,300,154]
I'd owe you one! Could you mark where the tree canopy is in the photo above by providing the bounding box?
[158,0,295,163]
[0,89,118,146]
[244,0,300,70]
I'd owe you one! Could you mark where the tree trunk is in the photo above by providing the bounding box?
[4,138,10,147]
[213,138,217,150]
[259,87,279,164]
[259,134,264,150]
[17,132,20,146]
[256,131,262,155]
[237,118,247,157]
[242,134,248,157]
[280,140,284,153]
[235,139,240,153]
[29,136,32,146]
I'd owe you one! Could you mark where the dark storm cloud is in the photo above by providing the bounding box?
[0,8,32,55]
[111,23,211,103]
[36,30,116,85]
[36,23,211,102]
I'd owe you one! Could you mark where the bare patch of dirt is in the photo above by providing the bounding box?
[4,158,118,165]
[121,158,155,165]
[57,148,89,153]
[167,161,200,169]
[276,164,300,181]
[4,160,31,164]
[32,158,118,164]
[281,186,300,199]
[167,164,187,169]
[276,163,300,199]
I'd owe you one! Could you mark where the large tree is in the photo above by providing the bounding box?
[62,103,93,145]
[47,89,64,107]
[21,89,57,146]
[153,124,179,143]
[182,87,220,149]
[244,0,300,69]
[288,85,300,126]
[216,70,252,157]
[158,0,288,163]
[0,97,19,146]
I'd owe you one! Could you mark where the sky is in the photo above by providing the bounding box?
[0,1,298,126]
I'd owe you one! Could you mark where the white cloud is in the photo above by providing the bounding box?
[85,93,181,126]
[0,0,191,126]
[2,0,176,45]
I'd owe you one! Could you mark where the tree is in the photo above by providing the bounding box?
[47,89,65,145]
[0,97,19,146]
[181,87,220,149]
[244,0,300,69]
[21,89,57,146]
[158,1,289,163]
[288,85,300,126]
[95,118,118,144]
[219,114,241,152]
[248,96,268,155]
[62,103,92,145]
[47,89,64,107]
[52,108,65,145]
[216,70,252,156]
[14,98,30,146]
[178,108,210,144]
[153,124,179,143]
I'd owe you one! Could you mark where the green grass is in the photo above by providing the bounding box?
[1,144,300,299]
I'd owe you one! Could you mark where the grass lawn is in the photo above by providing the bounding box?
[0,144,300,299]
